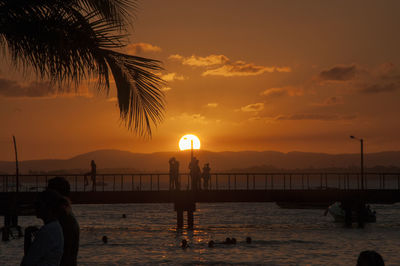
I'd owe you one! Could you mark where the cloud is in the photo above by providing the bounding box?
[169,54,183,60]
[161,87,172,92]
[319,65,358,81]
[275,113,356,121]
[261,87,303,97]
[170,113,208,124]
[0,78,56,97]
[107,97,118,102]
[203,62,290,77]
[261,88,287,97]
[169,54,228,66]
[313,96,344,106]
[126,43,161,54]
[160,72,186,82]
[361,83,400,94]
[241,103,264,112]
[170,53,291,77]
[206,103,218,108]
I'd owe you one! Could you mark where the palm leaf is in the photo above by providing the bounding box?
[0,0,165,136]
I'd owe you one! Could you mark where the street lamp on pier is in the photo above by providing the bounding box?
[350,135,364,190]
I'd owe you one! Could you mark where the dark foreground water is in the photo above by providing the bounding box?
[1,202,400,265]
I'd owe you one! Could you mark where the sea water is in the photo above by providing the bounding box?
[1,202,400,265]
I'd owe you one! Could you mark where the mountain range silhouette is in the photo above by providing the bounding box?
[1,149,400,174]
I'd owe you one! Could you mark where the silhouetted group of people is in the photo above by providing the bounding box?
[189,157,211,190]
[21,177,80,266]
[169,157,211,191]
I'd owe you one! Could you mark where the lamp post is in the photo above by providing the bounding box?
[12,136,19,193]
[350,135,364,190]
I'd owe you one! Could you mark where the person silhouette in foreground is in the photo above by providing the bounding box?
[202,163,211,190]
[48,177,80,266]
[84,160,97,191]
[21,190,65,266]
[357,250,385,266]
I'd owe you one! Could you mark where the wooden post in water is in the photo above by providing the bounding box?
[187,210,194,229]
[174,194,196,229]
[177,210,184,229]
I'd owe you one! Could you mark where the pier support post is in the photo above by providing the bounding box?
[2,226,9,241]
[2,215,11,241]
[356,201,367,228]
[174,192,196,229]
[342,201,353,227]
[177,210,184,229]
[187,211,194,229]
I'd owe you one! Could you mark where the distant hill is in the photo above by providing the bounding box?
[0,149,400,174]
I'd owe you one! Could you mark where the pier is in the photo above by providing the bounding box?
[1,172,400,232]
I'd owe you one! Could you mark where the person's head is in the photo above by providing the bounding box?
[357,250,384,266]
[91,160,95,166]
[246,237,252,244]
[35,190,67,222]
[102,235,108,244]
[48,177,71,197]
[208,240,215,248]
[181,239,188,249]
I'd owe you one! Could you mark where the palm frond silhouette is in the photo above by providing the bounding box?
[0,0,164,136]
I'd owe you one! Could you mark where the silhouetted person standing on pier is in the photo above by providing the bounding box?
[174,159,180,190]
[189,157,201,190]
[169,157,181,190]
[48,177,80,266]
[85,160,97,191]
[169,157,176,190]
[202,163,211,190]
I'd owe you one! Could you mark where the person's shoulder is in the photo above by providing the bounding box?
[59,212,80,231]
[37,221,63,241]
[47,220,63,231]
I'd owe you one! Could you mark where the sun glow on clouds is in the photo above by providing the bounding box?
[169,54,228,66]
[261,87,304,97]
[206,103,218,108]
[241,103,264,112]
[161,87,172,92]
[170,54,291,77]
[126,43,161,54]
[160,72,186,81]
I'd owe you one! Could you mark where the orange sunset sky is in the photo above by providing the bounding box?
[1,0,400,160]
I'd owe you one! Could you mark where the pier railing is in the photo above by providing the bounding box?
[1,172,400,192]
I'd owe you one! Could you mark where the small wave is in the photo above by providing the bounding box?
[255,239,324,246]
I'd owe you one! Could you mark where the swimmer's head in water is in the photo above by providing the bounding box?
[181,239,188,249]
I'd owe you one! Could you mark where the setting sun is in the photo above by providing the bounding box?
[179,134,201,151]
